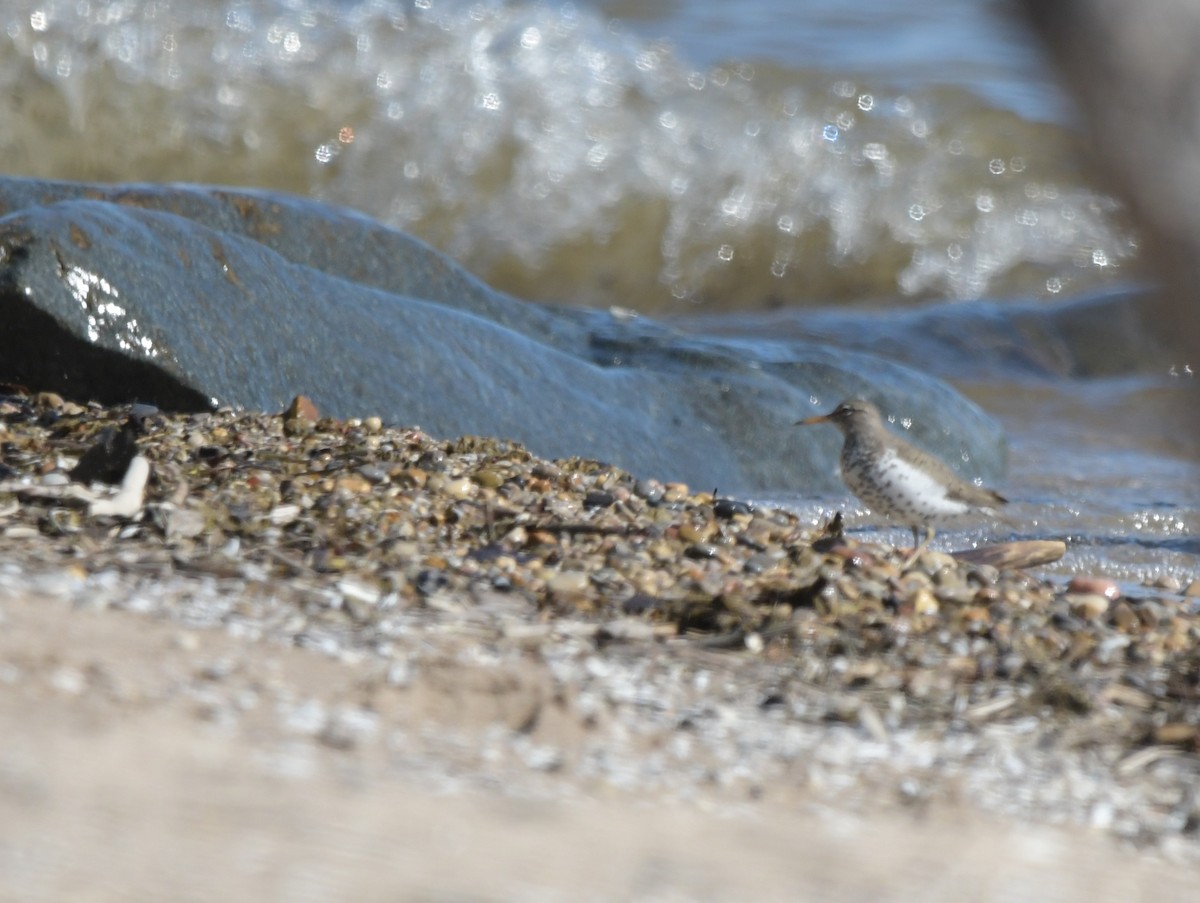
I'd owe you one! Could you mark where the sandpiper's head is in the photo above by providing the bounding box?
[795,398,883,433]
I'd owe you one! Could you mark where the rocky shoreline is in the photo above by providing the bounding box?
[2,392,1200,896]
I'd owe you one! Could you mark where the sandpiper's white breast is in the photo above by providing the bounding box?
[844,448,974,520]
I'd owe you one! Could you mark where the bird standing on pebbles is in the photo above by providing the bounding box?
[798,398,1007,563]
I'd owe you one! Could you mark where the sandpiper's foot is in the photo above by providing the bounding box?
[900,526,934,569]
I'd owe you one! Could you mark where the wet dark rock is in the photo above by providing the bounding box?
[69,418,140,485]
[621,594,663,615]
[0,176,1006,492]
[713,497,754,519]
[583,489,615,509]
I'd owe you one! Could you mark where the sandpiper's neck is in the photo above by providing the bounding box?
[840,420,889,461]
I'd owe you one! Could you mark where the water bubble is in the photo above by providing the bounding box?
[862,142,887,161]
[519,26,541,50]
[634,50,658,72]
[585,143,608,168]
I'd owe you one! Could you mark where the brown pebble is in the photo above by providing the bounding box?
[1067,576,1121,600]
[911,588,939,616]
[1184,579,1200,597]
[1150,574,1182,593]
[662,482,689,503]
[1154,723,1200,747]
[1110,600,1138,632]
[334,473,373,494]
[284,395,319,422]
[472,468,505,489]
[678,521,716,544]
[958,606,992,626]
[392,466,428,488]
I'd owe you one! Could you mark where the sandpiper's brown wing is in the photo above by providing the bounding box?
[945,480,1007,508]
[888,431,1007,509]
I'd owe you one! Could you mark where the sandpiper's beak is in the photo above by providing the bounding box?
[795,413,831,426]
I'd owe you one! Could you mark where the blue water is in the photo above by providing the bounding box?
[589,0,1070,121]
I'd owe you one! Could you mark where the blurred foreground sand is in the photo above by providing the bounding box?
[0,594,1195,903]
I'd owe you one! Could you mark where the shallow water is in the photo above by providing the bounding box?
[0,0,1195,582]
[771,378,1200,587]
[0,0,1136,311]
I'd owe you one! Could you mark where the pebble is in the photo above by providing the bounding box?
[443,477,476,500]
[284,395,319,422]
[662,482,689,504]
[1065,593,1112,620]
[633,479,665,504]
[547,571,590,595]
[165,507,207,540]
[583,489,615,509]
[472,468,505,489]
[1067,575,1122,600]
[1149,574,1182,593]
[911,588,939,616]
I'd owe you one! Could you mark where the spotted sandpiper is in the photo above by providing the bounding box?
[798,398,1007,562]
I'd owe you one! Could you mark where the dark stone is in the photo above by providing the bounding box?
[0,176,1008,492]
[582,490,615,509]
[69,419,140,485]
[713,497,754,519]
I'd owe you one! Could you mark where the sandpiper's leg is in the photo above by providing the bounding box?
[902,525,935,568]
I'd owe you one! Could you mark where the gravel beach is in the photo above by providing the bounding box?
[2,393,1199,900]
